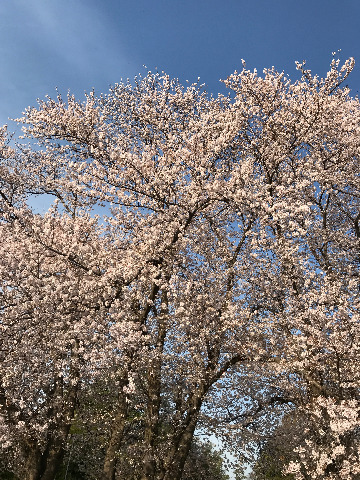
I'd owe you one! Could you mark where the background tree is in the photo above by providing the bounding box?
[249,410,301,480]
[0,208,127,480]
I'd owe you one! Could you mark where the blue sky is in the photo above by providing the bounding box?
[1,0,360,129]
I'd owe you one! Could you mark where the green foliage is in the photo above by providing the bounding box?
[251,451,295,480]
[55,438,229,480]
[250,437,295,480]
[0,472,18,480]
[182,440,230,480]
[54,461,86,480]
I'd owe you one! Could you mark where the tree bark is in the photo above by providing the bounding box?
[141,368,162,480]
[162,415,199,480]
[141,288,168,480]
[102,392,128,480]
[161,384,207,480]
[23,442,42,480]
[39,435,68,480]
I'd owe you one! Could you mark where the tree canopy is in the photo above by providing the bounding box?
[0,56,359,480]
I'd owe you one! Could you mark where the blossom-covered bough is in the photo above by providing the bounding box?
[0,57,359,480]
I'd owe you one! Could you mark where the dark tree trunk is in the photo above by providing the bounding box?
[39,436,67,480]
[160,384,207,480]
[162,415,199,480]
[102,392,128,480]
[21,377,78,480]
[23,442,42,480]
[141,288,168,480]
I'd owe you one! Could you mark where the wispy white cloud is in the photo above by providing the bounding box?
[18,0,129,73]
[0,0,138,125]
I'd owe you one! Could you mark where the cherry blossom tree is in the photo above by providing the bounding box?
[223,58,360,478]
[0,208,133,479]
[0,56,359,480]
